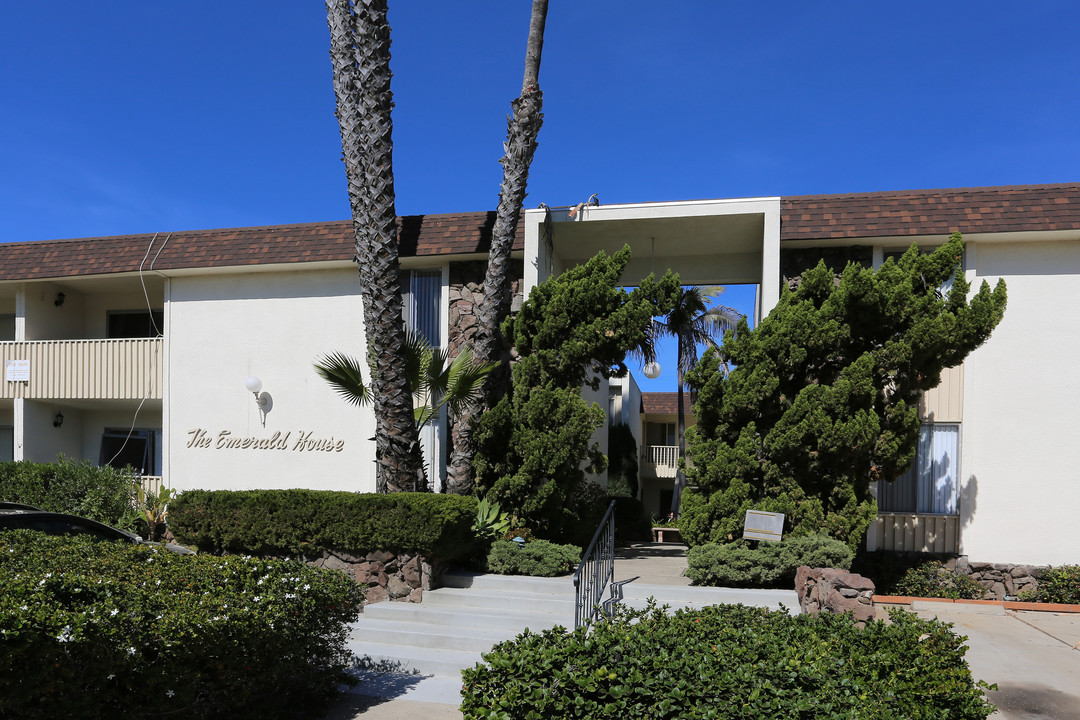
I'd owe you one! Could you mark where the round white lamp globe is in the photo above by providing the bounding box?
[244,376,263,394]
[643,361,661,379]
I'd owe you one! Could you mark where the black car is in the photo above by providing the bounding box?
[0,503,194,554]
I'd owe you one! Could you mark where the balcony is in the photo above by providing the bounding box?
[0,338,162,400]
[641,445,679,479]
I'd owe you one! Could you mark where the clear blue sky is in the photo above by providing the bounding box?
[3,2,1077,389]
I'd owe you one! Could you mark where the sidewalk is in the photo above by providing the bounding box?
[903,602,1080,720]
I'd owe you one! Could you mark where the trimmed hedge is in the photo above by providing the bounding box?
[0,459,139,530]
[1018,565,1080,605]
[483,540,581,577]
[0,530,363,719]
[686,535,854,588]
[461,603,995,720]
[169,489,476,560]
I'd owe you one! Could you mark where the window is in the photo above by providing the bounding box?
[608,386,623,426]
[107,310,163,339]
[100,428,162,476]
[401,270,441,348]
[878,423,960,515]
[646,422,676,446]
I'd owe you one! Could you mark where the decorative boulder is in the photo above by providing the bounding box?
[796,566,876,627]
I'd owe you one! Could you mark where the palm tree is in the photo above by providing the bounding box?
[650,286,742,515]
[326,0,424,492]
[315,331,496,489]
[450,0,550,494]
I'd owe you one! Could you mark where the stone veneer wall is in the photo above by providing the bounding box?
[306,549,444,608]
[947,557,1045,600]
[447,260,525,357]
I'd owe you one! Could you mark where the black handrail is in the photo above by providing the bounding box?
[573,499,616,629]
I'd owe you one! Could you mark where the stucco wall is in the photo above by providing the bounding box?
[960,239,1080,566]
[166,268,377,493]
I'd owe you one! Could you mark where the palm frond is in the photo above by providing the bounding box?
[442,348,497,416]
[314,352,371,407]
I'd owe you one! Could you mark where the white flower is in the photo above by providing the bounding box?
[107,674,116,680]
[166,689,175,698]
[127,647,137,656]
[110,609,119,617]
[56,626,74,643]
[303,584,310,591]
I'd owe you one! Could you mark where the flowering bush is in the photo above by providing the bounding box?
[0,530,363,719]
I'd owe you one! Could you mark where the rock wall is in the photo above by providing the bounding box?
[796,566,876,627]
[952,557,1044,600]
[447,260,525,357]
[307,549,443,608]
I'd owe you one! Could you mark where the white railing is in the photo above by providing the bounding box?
[642,445,679,478]
[0,338,162,400]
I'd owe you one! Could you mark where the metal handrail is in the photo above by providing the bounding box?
[573,499,616,630]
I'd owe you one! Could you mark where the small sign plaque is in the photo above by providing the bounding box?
[743,510,784,542]
[5,360,29,382]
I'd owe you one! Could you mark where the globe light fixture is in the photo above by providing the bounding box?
[643,361,661,379]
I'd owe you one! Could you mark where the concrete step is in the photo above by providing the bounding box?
[440,570,575,595]
[348,640,482,678]
[352,618,522,653]
[344,670,464,706]
[422,587,577,615]
[361,600,572,633]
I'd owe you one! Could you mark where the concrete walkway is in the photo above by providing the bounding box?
[903,601,1080,720]
[323,544,1080,719]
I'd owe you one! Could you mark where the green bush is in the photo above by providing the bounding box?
[0,459,140,530]
[169,489,476,560]
[0,530,363,719]
[890,561,987,600]
[1018,565,1080,605]
[461,602,996,720]
[686,535,853,588]
[483,540,581,577]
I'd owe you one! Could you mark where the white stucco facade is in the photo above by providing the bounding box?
[1,185,1078,566]
[165,267,378,494]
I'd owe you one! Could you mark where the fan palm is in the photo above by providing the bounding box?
[326,0,423,493]
[315,331,497,440]
[648,286,742,515]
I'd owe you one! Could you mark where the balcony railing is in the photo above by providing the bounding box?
[0,338,163,400]
[642,445,679,478]
[866,513,960,554]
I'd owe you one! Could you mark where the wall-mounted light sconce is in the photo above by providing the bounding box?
[643,361,662,380]
[245,376,270,425]
[54,292,66,307]
[53,411,64,428]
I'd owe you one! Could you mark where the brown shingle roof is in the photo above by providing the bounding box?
[0,211,523,281]
[781,183,1080,241]
[641,392,693,416]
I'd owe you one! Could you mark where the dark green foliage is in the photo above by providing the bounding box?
[1018,565,1080,605]
[0,459,140,531]
[473,247,678,538]
[460,602,996,720]
[852,551,960,596]
[686,535,854,588]
[685,235,1007,549]
[889,560,987,600]
[168,489,476,560]
[483,539,581,577]
[0,530,362,719]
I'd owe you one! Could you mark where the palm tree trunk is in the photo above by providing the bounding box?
[448,0,549,494]
[672,352,688,516]
[327,0,425,493]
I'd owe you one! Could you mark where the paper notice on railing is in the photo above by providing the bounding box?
[5,360,28,382]
[744,510,784,542]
